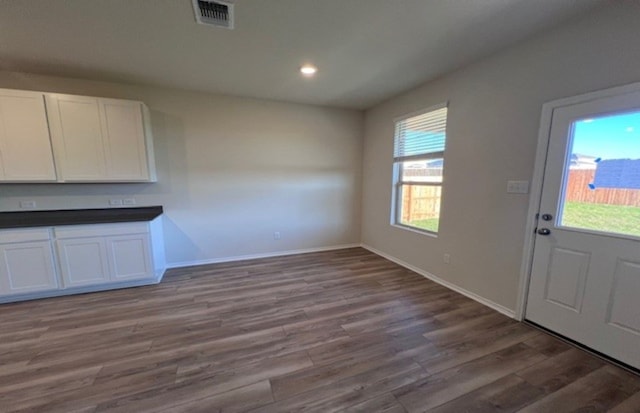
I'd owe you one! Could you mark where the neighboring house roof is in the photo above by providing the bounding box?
[593,159,640,190]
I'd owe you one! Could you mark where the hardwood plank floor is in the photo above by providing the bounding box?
[0,247,638,412]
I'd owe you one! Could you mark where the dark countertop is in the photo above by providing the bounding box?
[0,206,163,229]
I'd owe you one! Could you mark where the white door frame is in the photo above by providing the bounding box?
[515,81,640,321]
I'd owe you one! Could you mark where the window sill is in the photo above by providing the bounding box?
[391,223,438,238]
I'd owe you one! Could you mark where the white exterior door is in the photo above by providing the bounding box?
[527,87,640,369]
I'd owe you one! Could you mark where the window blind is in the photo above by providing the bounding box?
[394,106,447,161]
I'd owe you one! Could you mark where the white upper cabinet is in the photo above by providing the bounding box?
[46,94,107,181]
[46,93,156,182]
[101,99,151,181]
[0,89,156,183]
[0,89,57,182]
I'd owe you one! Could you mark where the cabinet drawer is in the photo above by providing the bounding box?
[54,222,149,239]
[0,228,51,244]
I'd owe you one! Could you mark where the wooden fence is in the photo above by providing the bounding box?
[401,169,640,223]
[565,169,640,206]
[401,169,639,223]
[401,185,441,221]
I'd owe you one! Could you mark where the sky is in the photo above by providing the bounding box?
[571,111,640,160]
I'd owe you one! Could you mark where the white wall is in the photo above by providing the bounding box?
[361,3,640,312]
[0,73,363,266]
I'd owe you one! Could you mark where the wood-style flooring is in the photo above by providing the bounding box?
[1,247,639,412]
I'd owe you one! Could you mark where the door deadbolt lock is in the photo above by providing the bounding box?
[541,214,553,221]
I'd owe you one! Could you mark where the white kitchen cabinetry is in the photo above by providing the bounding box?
[0,229,59,295]
[0,218,165,304]
[0,89,57,182]
[106,234,153,281]
[45,94,107,181]
[46,94,156,182]
[56,237,111,287]
[55,222,154,287]
[101,98,154,181]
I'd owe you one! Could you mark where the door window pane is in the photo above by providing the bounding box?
[560,111,640,237]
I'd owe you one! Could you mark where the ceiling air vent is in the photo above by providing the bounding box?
[192,0,234,29]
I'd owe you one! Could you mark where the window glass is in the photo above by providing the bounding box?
[401,159,443,183]
[398,184,442,232]
[392,105,447,234]
[560,111,640,238]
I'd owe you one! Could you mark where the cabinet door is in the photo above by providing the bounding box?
[0,241,58,295]
[106,234,153,281]
[46,94,107,181]
[0,89,56,181]
[100,99,150,181]
[56,238,110,287]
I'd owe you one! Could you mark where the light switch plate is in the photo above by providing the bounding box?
[507,180,529,194]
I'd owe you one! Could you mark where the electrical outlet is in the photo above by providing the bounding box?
[506,180,529,194]
[123,198,136,206]
[109,199,123,206]
[443,253,451,264]
[19,200,36,209]
[274,231,281,240]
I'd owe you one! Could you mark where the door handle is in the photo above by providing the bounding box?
[537,228,551,235]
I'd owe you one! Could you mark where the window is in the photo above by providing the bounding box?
[559,111,640,238]
[392,104,447,233]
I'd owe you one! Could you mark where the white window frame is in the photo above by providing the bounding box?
[391,103,448,235]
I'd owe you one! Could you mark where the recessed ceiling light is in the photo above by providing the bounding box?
[300,64,318,77]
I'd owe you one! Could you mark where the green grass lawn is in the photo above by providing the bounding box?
[562,201,640,237]
[402,202,640,237]
[403,202,640,237]
[404,218,439,233]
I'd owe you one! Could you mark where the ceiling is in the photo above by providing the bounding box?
[0,0,603,109]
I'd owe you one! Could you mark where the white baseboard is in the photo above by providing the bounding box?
[360,243,516,319]
[155,267,167,282]
[166,243,362,269]
[0,273,164,305]
[165,242,516,319]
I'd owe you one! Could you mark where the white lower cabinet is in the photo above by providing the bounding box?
[0,236,58,295]
[0,219,165,303]
[55,222,155,287]
[57,237,111,287]
[106,234,152,281]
